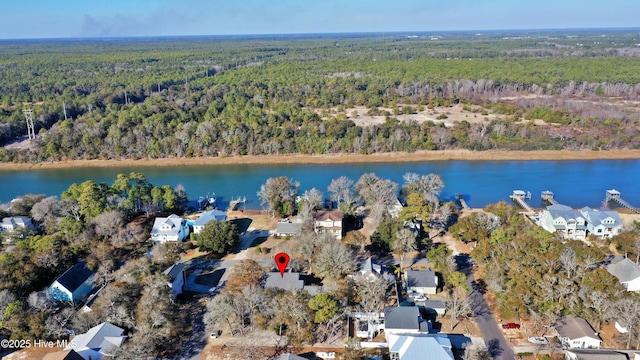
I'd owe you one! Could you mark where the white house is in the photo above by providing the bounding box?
[406,269,439,295]
[579,207,622,239]
[539,204,587,240]
[387,333,454,360]
[0,216,35,232]
[538,204,622,240]
[65,322,126,360]
[314,210,343,240]
[163,262,186,300]
[554,316,601,349]
[47,262,94,305]
[192,210,227,234]
[607,258,640,292]
[151,214,190,242]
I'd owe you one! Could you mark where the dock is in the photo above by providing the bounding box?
[605,189,639,214]
[541,190,558,205]
[455,194,470,210]
[510,190,533,212]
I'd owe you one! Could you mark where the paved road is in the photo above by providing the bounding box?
[458,254,515,360]
[176,229,275,360]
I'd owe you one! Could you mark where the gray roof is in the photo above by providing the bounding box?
[579,207,621,226]
[422,299,447,310]
[359,257,384,277]
[276,221,302,235]
[193,210,227,226]
[565,349,628,360]
[384,306,423,331]
[163,262,186,281]
[56,262,93,292]
[406,269,438,288]
[67,322,125,352]
[151,214,185,236]
[264,272,305,291]
[555,316,601,341]
[547,204,573,211]
[607,258,640,283]
[1,216,33,228]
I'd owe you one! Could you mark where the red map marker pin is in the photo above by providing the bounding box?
[275,252,290,278]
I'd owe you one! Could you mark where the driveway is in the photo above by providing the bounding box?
[457,254,515,360]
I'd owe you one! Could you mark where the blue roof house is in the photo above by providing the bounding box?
[47,262,95,304]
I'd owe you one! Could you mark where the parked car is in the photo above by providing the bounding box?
[413,294,427,301]
[502,323,520,329]
[528,336,548,345]
[210,330,221,338]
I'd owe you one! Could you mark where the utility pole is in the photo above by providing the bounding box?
[23,109,36,140]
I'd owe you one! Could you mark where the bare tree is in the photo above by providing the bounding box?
[314,242,357,280]
[27,291,52,312]
[447,289,471,331]
[30,196,62,232]
[462,341,492,360]
[403,172,445,203]
[355,275,392,339]
[257,176,299,217]
[299,187,323,224]
[92,209,124,239]
[394,228,417,278]
[328,176,355,206]
[560,247,578,279]
[613,297,640,348]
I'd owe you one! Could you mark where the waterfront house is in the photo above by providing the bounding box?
[554,316,601,349]
[0,216,35,232]
[65,322,126,360]
[193,210,227,234]
[579,207,622,239]
[538,204,622,240]
[405,269,439,295]
[539,204,588,240]
[47,262,94,305]
[387,333,454,360]
[151,214,190,242]
[607,258,640,292]
[163,262,186,300]
[314,210,343,240]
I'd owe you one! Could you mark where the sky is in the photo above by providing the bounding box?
[1,0,638,39]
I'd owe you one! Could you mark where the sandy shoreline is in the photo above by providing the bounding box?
[1,149,640,170]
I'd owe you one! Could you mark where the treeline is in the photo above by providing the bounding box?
[1,31,640,161]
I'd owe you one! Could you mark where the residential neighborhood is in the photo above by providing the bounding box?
[1,174,640,360]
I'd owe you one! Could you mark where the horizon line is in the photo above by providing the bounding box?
[1,26,639,42]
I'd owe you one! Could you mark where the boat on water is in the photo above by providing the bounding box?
[197,193,216,210]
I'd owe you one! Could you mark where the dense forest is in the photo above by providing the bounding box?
[1,29,640,162]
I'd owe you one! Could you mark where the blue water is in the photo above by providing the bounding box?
[0,159,638,210]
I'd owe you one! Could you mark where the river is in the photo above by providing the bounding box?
[0,159,638,210]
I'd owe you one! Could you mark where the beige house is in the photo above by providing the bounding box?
[314,210,343,240]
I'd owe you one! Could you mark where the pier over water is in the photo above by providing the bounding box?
[510,190,533,212]
[606,189,640,214]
